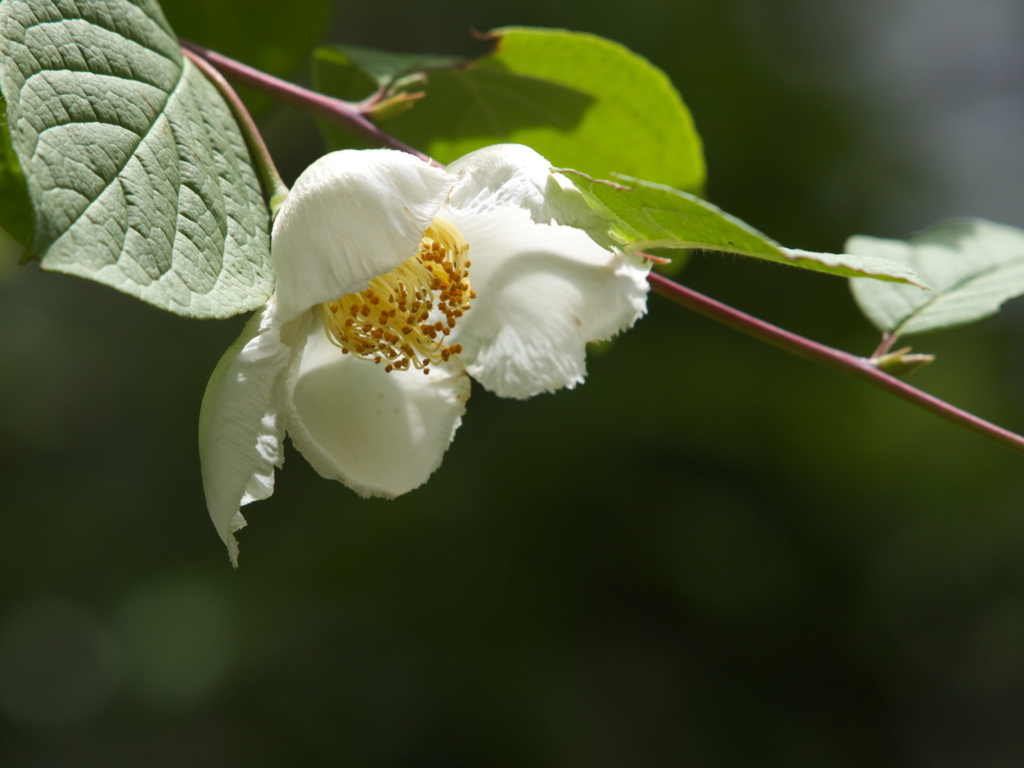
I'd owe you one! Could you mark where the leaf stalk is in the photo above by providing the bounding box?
[179,40,433,163]
[182,46,290,216]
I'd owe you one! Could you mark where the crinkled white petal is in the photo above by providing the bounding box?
[272,149,456,322]
[287,313,472,499]
[447,144,606,233]
[199,300,309,566]
[444,206,649,399]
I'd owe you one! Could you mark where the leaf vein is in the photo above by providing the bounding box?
[893,253,1024,335]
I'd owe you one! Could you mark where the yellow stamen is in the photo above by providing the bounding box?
[320,218,472,374]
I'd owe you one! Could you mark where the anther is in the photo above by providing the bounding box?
[319,217,473,373]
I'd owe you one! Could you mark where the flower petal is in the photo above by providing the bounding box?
[287,315,472,498]
[198,300,309,566]
[272,149,456,322]
[447,144,605,233]
[445,206,649,399]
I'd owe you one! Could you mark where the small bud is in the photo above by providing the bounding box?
[367,92,423,122]
[872,346,936,377]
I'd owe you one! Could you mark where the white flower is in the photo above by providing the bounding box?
[199,144,649,564]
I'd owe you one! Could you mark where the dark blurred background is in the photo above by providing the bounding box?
[3,0,1024,765]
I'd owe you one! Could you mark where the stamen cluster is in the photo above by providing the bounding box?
[320,218,475,374]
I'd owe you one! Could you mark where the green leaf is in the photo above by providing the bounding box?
[0,0,272,318]
[849,219,1024,336]
[566,171,926,284]
[0,97,32,245]
[314,27,706,192]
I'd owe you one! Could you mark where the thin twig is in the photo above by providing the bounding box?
[647,271,1024,454]
[179,39,433,163]
[181,40,1024,455]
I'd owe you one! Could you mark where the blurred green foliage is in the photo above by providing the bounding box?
[2,0,1024,766]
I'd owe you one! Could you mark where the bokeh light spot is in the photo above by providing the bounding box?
[0,598,120,728]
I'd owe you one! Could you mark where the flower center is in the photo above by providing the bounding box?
[320,217,475,374]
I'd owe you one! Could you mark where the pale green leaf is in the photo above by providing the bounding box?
[567,172,925,284]
[849,219,1024,336]
[314,27,706,193]
[0,0,272,318]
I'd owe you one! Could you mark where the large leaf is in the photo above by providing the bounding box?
[0,0,272,318]
[849,219,1024,336]
[567,172,926,285]
[0,97,32,245]
[314,27,705,193]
